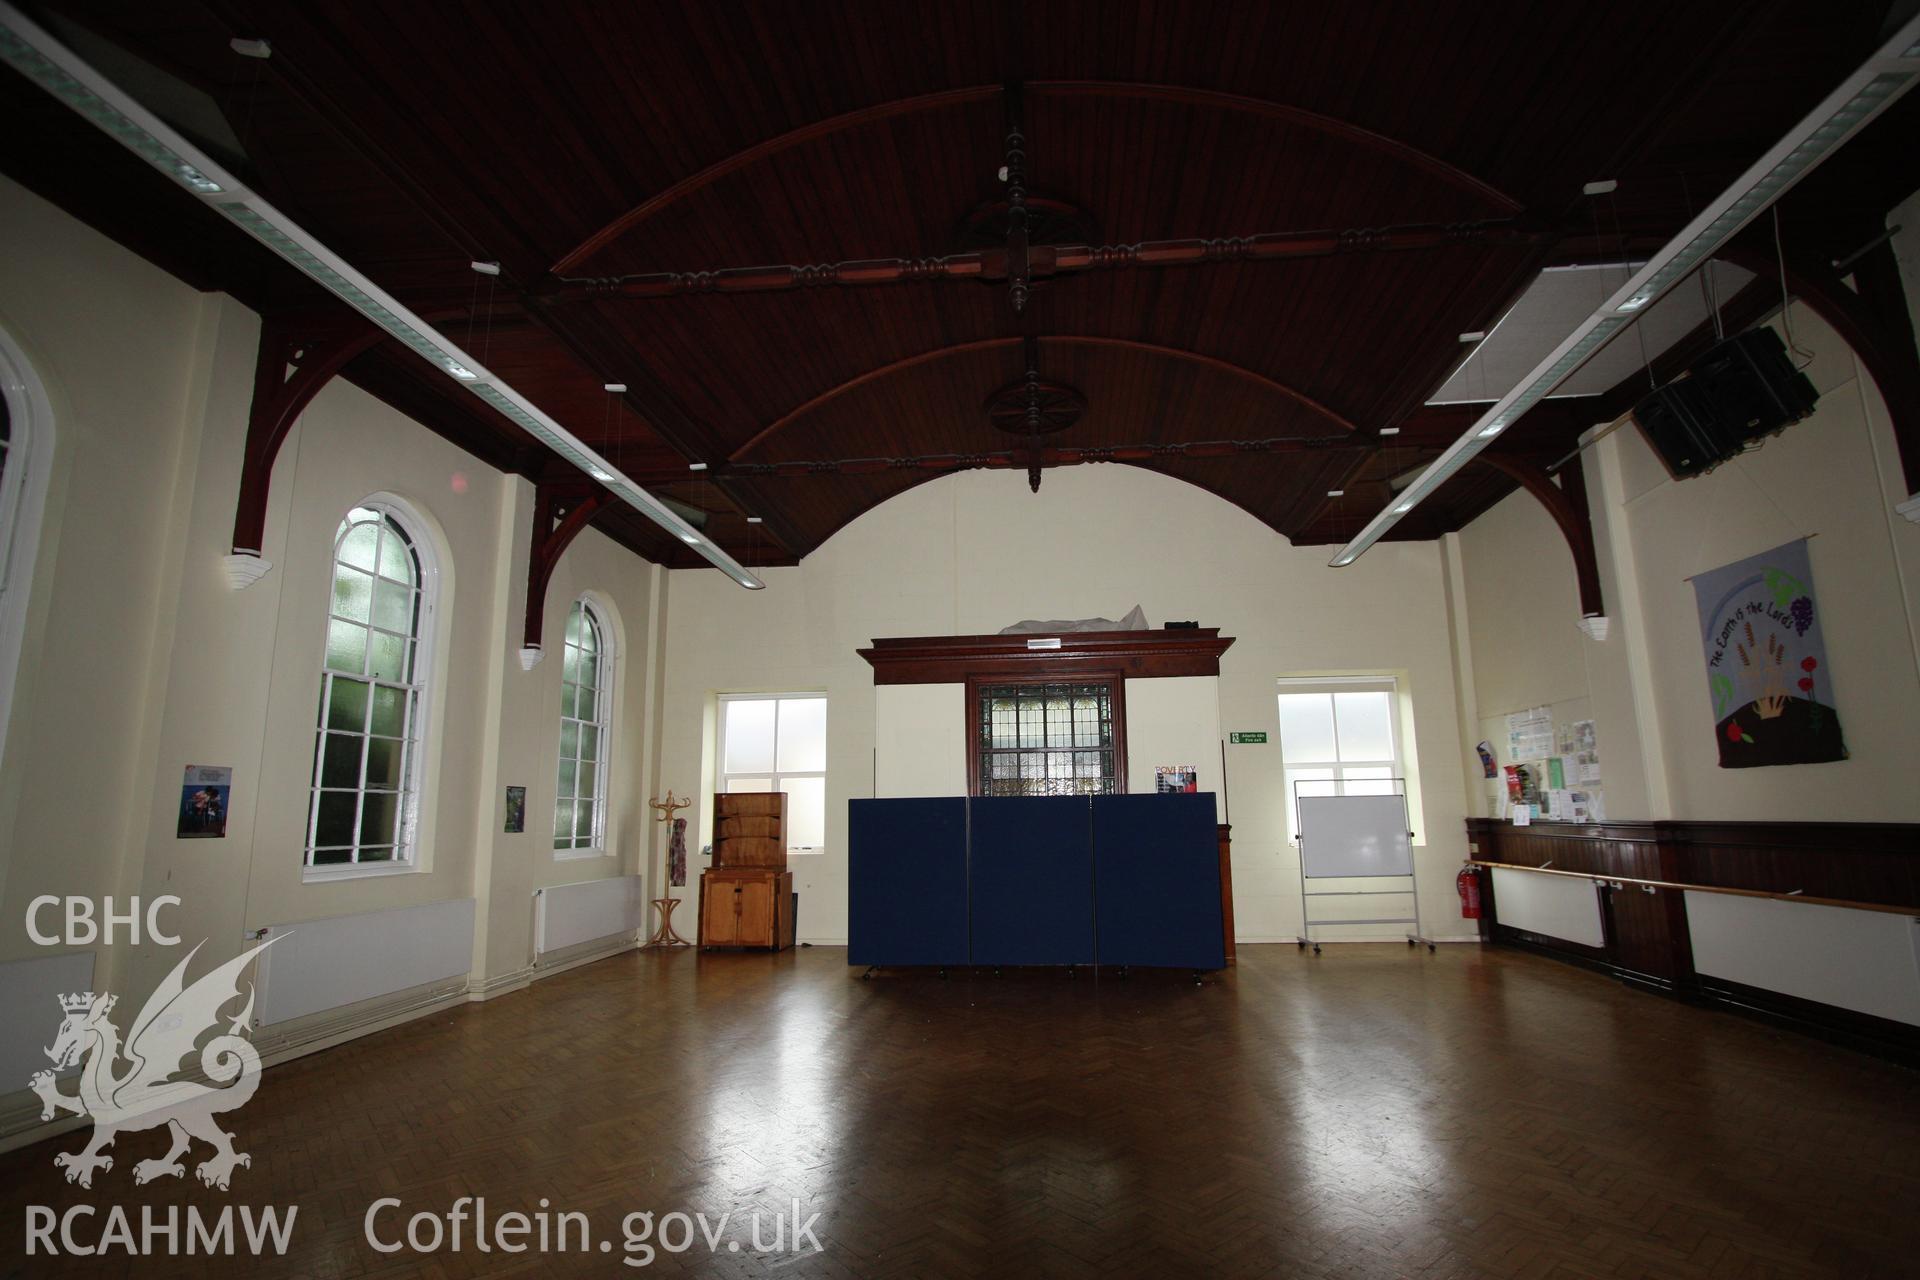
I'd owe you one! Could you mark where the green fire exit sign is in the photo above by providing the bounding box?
[1228,732,1267,744]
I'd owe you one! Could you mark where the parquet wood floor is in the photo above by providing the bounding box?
[3,944,1917,1279]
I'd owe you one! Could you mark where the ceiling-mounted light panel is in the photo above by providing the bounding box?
[1329,13,1919,569]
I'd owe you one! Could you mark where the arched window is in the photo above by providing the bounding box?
[555,597,613,856]
[0,324,55,765]
[306,501,435,872]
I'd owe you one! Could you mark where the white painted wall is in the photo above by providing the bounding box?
[661,464,1478,946]
[1124,675,1223,820]
[874,683,965,797]
[0,178,658,1049]
[1456,305,1920,823]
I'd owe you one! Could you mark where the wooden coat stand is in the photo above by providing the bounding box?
[646,791,694,947]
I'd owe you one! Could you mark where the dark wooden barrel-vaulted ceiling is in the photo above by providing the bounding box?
[2,1,1909,567]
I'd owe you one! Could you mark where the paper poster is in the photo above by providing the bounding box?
[177,765,231,839]
[1505,706,1553,761]
[1510,805,1531,826]
[503,786,526,833]
[1692,538,1846,767]
[1155,765,1198,794]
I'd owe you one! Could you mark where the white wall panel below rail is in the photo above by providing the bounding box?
[1684,891,1920,1027]
[0,952,94,1087]
[535,875,646,956]
[1491,867,1605,947]
[254,898,475,1027]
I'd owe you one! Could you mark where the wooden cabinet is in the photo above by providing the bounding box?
[699,793,796,951]
[699,868,794,950]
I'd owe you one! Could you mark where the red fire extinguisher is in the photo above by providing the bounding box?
[1456,865,1482,919]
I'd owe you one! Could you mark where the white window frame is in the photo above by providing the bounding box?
[1276,677,1409,845]
[554,595,615,860]
[716,693,827,854]
[304,498,439,881]
[0,324,54,771]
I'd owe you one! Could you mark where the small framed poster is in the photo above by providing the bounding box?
[177,765,231,839]
[504,785,527,833]
[1155,765,1198,794]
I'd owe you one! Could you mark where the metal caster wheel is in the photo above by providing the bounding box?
[1312,945,1322,956]
[1427,943,1437,953]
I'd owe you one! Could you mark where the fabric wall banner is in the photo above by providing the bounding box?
[1691,538,1846,768]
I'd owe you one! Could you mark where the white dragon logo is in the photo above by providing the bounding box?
[29,938,277,1190]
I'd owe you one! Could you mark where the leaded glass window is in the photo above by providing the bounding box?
[976,681,1117,796]
[306,504,430,870]
[555,598,612,854]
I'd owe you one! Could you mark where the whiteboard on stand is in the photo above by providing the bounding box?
[1298,794,1414,879]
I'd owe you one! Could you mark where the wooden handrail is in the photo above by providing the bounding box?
[1468,860,1920,918]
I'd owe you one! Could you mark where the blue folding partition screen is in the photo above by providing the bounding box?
[1090,793,1225,970]
[848,793,1224,971]
[847,797,968,967]
[969,796,1096,965]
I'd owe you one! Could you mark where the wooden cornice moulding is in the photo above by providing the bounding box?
[857,628,1235,685]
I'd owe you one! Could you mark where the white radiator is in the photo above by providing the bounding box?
[1491,867,1605,948]
[1685,891,1920,1027]
[534,875,646,957]
[253,898,475,1027]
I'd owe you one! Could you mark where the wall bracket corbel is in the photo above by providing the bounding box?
[522,483,615,656]
[227,311,384,585]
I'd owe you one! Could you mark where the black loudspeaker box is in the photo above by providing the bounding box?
[1632,327,1818,479]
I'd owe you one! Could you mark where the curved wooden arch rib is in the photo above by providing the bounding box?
[552,81,1520,275]
[1038,82,1521,214]
[554,86,998,274]
[729,335,1360,463]
[1476,454,1603,619]
[775,453,1303,555]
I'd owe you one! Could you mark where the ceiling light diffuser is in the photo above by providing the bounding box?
[1328,13,1919,569]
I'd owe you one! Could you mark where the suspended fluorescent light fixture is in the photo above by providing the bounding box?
[0,4,766,590]
[1328,13,1920,569]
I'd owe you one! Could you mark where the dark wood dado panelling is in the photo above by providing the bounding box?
[1668,822,1920,908]
[858,629,1236,685]
[1465,817,1920,1063]
[1468,822,1666,879]
[1467,819,1920,910]
[1467,820,1691,989]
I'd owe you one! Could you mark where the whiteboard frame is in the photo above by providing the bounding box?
[1292,783,1429,951]
[1297,792,1414,879]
